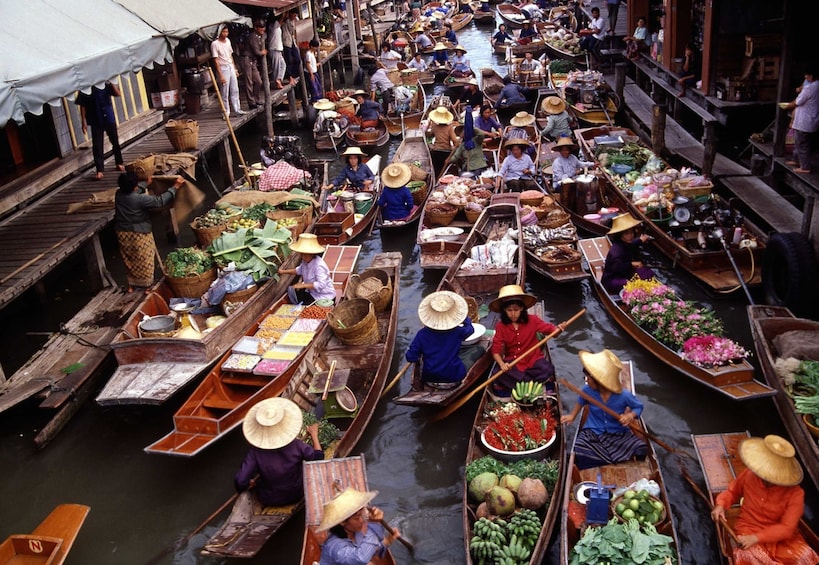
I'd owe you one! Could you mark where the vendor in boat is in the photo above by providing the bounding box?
[446,107,489,174]
[517,51,544,79]
[521,0,543,22]
[443,22,458,45]
[260,135,276,167]
[474,104,503,139]
[496,76,529,109]
[711,435,819,565]
[560,349,646,470]
[317,488,397,565]
[601,213,655,294]
[234,397,324,507]
[430,42,450,69]
[411,27,434,52]
[426,106,459,151]
[550,136,595,187]
[407,51,429,72]
[496,138,536,192]
[490,285,563,395]
[279,234,337,304]
[492,24,514,48]
[379,43,402,70]
[453,78,483,113]
[324,146,374,191]
[450,45,472,78]
[369,62,395,111]
[519,20,538,40]
[406,290,474,387]
[538,96,572,141]
[352,90,383,129]
[378,163,415,222]
[504,111,537,157]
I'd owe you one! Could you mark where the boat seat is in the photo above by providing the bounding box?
[203,396,236,410]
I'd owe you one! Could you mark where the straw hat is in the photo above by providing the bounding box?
[418,290,469,330]
[467,77,479,86]
[454,45,468,53]
[739,435,803,486]
[242,397,303,450]
[433,42,448,51]
[289,233,326,255]
[578,349,623,393]
[352,89,368,98]
[432,10,445,19]
[542,96,566,115]
[510,111,535,127]
[341,146,367,158]
[554,136,577,151]
[316,488,379,532]
[503,137,532,150]
[429,106,455,124]
[607,213,642,236]
[489,284,537,312]
[313,98,336,111]
[410,22,425,33]
[381,163,412,188]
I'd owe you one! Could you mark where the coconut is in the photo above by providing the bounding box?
[499,474,523,494]
[469,472,499,504]
[486,486,516,516]
[517,478,548,510]
[475,502,493,520]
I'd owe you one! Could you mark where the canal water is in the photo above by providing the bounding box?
[0,21,815,565]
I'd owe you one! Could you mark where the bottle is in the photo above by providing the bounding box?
[697,230,707,249]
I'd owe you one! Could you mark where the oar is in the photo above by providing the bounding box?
[679,466,741,544]
[376,517,415,553]
[432,308,586,422]
[322,360,338,401]
[381,362,412,399]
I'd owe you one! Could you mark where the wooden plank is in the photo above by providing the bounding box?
[95,362,209,405]
[29,504,91,565]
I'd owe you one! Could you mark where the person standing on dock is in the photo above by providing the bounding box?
[267,16,286,89]
[606,0,622,35]
[305,39,323,103]
[211,25,245,117]
[75,82,125,180]
[784,69,818,175]
[282,11,301,86]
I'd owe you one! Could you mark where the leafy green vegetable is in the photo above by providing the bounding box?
[300,411,340,449]
[549,59,575,74]
[208,223,291,281]
[465,456,559,492]
[164,247,214,278]
[569,519,676,565]
[242,203,277,221]
[795,361,819,391]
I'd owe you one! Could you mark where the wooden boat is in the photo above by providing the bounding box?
[202,252,401,558]
[314,156,382,246]
[522,223,587,283]
[346,121,390,152]
[381,83,425,137]
[547,5,578,31]
[462,302,565,564]
[397,201,523,404]
[0,504,89,565]
[497,4,527,28]
[480,67,505,105]
[748,305,819,488]
[575,125,768,291]
[579,236,775,400]
[381,130,435,229]
[468,1,495,23]
[560,362,681,564]
[493,33,550,59]
[542,27,586,66]
[692,431,819,564]
[314,118,348,152]
[300,455,395,565]
[559,72,619,126]
[143,245,361,457]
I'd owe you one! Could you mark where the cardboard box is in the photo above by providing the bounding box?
[151,90,179,109]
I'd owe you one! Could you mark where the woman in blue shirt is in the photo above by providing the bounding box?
[560,350,646,470]
[430,42,450,69]
[326,146,374,190]
[444,22,458,44]
[378,163,414,221]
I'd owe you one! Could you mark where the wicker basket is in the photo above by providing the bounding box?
[409,163,428,182]
[464,208,482,223]
[346,269,393,312]
[327,299,381,346]
[539,210,571,229]
[166,267,217,298]
[408,181,428,205]
[425,203,458,226]
[223,285,258,311]
[165,119,200,151]
[520,195,545,207]
[674,178,713,198]
[125,154,155,181]
[190,220,227,248]
[401,68,419,85]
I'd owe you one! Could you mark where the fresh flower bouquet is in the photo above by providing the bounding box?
[483,402,556,452]
[681,335,749,368]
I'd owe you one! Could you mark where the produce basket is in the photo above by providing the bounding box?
[164,119,200,151]
[538,209,571,229]
[125,154,155,181]
[401,68,419,85]
[408,181,428,205]
[425,203,458,226]
[520,195,544,207]
[464,208,482,223]
[166,267,217,298]
[409,163,428,182]
[223,285,258,311]
[190,220,227,248]
[346,268,392,312]
[673,177,713,198]
[327,298,380,346]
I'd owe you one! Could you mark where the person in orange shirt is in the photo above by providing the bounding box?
[711,435,819,565]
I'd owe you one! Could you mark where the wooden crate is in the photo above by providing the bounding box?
[314,212,354,236]
[756,56,780,81]
[745,34,781,57]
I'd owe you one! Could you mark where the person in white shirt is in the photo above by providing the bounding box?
[369,62,395,111]
[379,44,402,70]
[267,16,286,89]
[211,25,245,117]
[305,39,322,102]
[407,52,428,72]
[518,51,543,78]
[580,7,606,56]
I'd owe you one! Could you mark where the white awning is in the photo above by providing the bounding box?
[113,0,249,42]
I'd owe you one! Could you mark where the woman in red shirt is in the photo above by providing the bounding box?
[490,285,565,396]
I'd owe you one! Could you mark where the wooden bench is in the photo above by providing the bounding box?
[631,55,718,125]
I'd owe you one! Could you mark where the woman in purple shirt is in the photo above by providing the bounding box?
[279,234,337,304]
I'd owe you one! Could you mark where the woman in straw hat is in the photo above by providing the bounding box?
[324,146,374,191]
[234,398,323,506]
[551,136,594,187]
[560,350,646,470]
[279,233,337,304]
[406,290,475,388]
[496,138,536,192]
[450,45,472,77]
[446,106,489,174]
[378,163,415,222]
[430,42,450,70]
[601,213,655,294]
[317,488,397,564]
[539,96,573,141]
[426,106,459,151]
[711,435,819,564]
[489,285,564,395]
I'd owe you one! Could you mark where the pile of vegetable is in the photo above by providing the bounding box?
[193,208,233,229]
[301,411,341,449]
[569,518,677,565]
[470,510,541,564]
[466,456,559,491]
[549,59,575,74]
[612,489,666,525]
[241,203,278,222]
[208,222,293,281]
[164,247,214,278]
[779,360,819,419]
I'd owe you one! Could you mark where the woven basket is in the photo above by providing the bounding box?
[464,295,479,323]
[346,268,393,312]
[166,267,217,298]
[425,204,458,226]
[125,154,155,181]
[190,221,227,248]
[401,68,419,85]
[223,285,258,311]
[408,181,428,206]
[520,195,544,207]
[266,207,313,240]
[674,178,713,198]
[409,163,428,182]
[465,208,482,223]
[165,119,200,151]
[327,298,381,346]
[539,210,571,229]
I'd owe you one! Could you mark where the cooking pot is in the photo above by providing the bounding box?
[139,315,176,334]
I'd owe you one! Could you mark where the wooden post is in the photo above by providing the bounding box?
[702,120,716,177]
[651,103,667,157]
[218,137,235,186]
[614,62,627,102]
[347,6,360,71]
[83,234,116,291]
[260,43,274,137]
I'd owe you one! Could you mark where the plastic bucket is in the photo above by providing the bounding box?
[354,193,374,214]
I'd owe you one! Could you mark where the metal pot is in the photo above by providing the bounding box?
[139,315,176,334]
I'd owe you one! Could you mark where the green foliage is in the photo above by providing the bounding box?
[241,203,277,221]
[465,456,559,493]
[208,222,293,281]
[549,59,575,74]
[164,247,214,277]
[569,519,676,565]
[301,411,340,449]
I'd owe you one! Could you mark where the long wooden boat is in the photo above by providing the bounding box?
[143,245,361,458]
[202,252,400,558]
[346,121,390,152]
[469,1,495,23]
[314,156,382,246]
[0,504,90,565]
[692,431,819,563]
[462,302,565,564]
[480,67,505,105]
[542,28,586,66]
[300,455,395,565]
[492,31,550,58]
[522,224,587,283]
[314,121,348,152]
[381,83,425,137]
[450,12,474,31]
[560,362,681,564]
[397,201,523,405]
[497,4,527,28]
[579,236,775,400]
[575,125,769,291]
[381,130,435,229]
[748,305,819,488]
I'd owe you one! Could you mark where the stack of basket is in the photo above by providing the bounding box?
[345,268,392,312]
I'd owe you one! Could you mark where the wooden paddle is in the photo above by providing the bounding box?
[432,308,586,422]
[381,362,412,399]
[679,466,741,544]
[376,517,415,553]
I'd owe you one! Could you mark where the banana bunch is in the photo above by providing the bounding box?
[507,509,541,550]
[495,533,532,564]
[471,518,507,562]
[511,381,543,404]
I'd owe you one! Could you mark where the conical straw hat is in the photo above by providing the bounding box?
[607,213,642,235]
[289,233,326,255]
[418,290,468,330]
[739,435,803,486]
[381,163,412,188]
[510,111,535,126]
[578,349,623,393]
[316,488,379,531]
[429,106,455,124]
[313,98,336,111]
[242,397,303,449]
[542,96,566,115]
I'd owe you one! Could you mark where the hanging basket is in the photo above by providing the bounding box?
[166,267,217,298]
[345,269,393,312]
[165,119,200,151]
[327,299,381,346]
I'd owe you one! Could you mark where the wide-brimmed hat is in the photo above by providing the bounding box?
[503,137,532,150]
[429,106,455,124]
[579,349,623,393]
[432,10,445,18]
[410,22,425,33]
[739,435,803,486]
[489,284,537,312]
[242,397,303,449]
[313,98,336,111]
[382,163,412,188]
[542,96,566,115]
[510,111,535,126]
[554,136,577,151]
[341,146,367,158]
[352,89,368,98]
[607,213,642,235]
[316,488,379,532]
[433,42,448,51]
[454,45,468,53]
[289,233,326,255]
[467,77,479,86]
[418,290,468,330]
